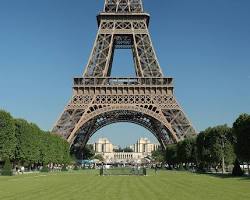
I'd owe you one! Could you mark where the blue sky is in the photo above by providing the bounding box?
[0,0,250,146]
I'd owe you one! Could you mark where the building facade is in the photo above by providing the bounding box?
[92,138,159,163]
[130,138,159,154]
[93,138,113,153]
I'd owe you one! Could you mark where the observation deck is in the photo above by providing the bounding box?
[73,77,174,96]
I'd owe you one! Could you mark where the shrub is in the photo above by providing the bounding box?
[61,165,68,172]
[73,165,79,170]
[40,165,50,173]
[100,167,103,176]
[1,159,13,176]
[178,164,185,171]
[232,159,244,177]
[196,163,206,173]
[185,164,190,171]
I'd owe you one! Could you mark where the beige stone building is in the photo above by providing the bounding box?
[130,138,159,154]
[92,137,159,163]
[93,138,114,153]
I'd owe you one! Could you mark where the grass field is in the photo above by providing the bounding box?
[0,170,250,200]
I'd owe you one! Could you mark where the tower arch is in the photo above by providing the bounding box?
[69,106,177,149]
[52,0,196,150]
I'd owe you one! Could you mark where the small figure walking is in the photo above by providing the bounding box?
[15,166,19,175]
[20,166,25,174]
[154,164,157,174]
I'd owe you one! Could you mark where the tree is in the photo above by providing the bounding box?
[29,123,43,164]
[39,133,50,165]
[233,113,250,175]
[165,144,178,169]
[15,119,41,165]
[152,149,165,163]
[1,158,13,176]
[82,144,95,160]
[60,138,72,165]
[94,154,104,162]
[49,134,71,165]
[196,131,208,171]
[1,109,72,169]
[37,131,71,166]
[232,159,244,177]
[0,110,16,160]
[72,144,95,160]
[14,119,41,166]
[123,147,133,152]
[113,147,133,152]
[196,125,236,172]
[177,137,197,169]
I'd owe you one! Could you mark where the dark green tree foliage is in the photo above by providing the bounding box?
[73,165,79,170]
[94,154,104,162]
[1,158,13,176]
[151,149,165,162]
[72,144,95,160]
[14,119,41,165]
[0,109,73,169]
[61,165,68,172]
[123,147,133,152]
[14,118,71,167]
[40,165,50,173]
[0,110,16,160]
[29,124,43,163]
[177,137,197,166]
[196,125,236,171]
[40,133,71,165]
[114,147,133,152]
[165,144,178,169]
[82,144,95,160]
[223,138,236,166]
[232,159,244,177]
[233,114,250,172]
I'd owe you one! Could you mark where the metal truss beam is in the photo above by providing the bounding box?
[53,0,196,150]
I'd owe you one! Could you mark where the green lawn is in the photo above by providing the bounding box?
[0,170,250,200]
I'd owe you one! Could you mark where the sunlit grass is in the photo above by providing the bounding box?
[0,170,249,200]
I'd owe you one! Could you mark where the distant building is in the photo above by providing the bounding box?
[130,138,159,154]
[93,138,113,153]
[91,137,159,163]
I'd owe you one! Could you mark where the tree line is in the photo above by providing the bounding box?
[1,108,249,176]
[0,110,71,171]
[164,114,250,175]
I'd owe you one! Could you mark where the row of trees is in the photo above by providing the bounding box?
[165,126,235,171]
[113,147,133,153]
[0,110,71,170]
[73,145,105,163]
[164,114,250,175]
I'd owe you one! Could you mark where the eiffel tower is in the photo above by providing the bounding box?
[53,0,196,149]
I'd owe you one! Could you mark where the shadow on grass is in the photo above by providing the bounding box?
[163,169,250,181]
[197,172,250,180]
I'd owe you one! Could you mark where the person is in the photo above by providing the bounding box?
[154,164,157,174]
[15,166,19,175]
[20,166,25,174]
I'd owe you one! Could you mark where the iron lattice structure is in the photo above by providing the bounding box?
[53,0,196,149]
